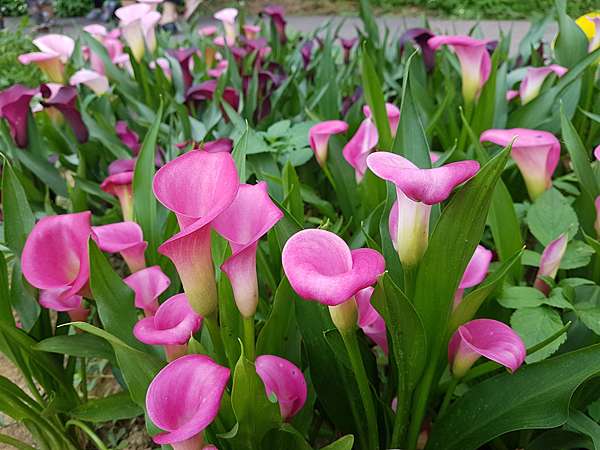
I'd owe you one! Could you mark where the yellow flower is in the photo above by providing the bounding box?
[576,11,600,51]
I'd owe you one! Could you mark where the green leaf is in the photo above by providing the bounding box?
[526,188,579,245]
[568,409,600,450]
[35,334,115,362]
[511,306,566,362]
[282,162,304,223]
[561,240,594,270]
[553,0,589,68]
[133,102,163,265]
[69,391,142,423]
[261,424,312,450]
[361,43,392,150]
[1,161,35,256]
[321,435,355,450]
[426,343,600,450]
[498,286,547,309]
[574,289,600,336]
[232,122,249,182]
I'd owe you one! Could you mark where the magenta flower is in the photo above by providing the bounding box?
[203,138,233,153]
[198,25,218,37]
[455,245,493,304]
[480,128,560,200]
[342,117,379,182]
[300,40,314,68]
[368,152,479,267]
[84,25,125,75]
[356,287,388,354]
[308,120,348,167]
[22,212,92,300]
[448,319,526,378]
[18,34,74,83]
[39,289,89,322]
[100,170,134,221]
[255,355,307,421]
[186,80,240,112]
[212,182,282,318]
[39,84,89,143]
[214,8,239,45]
[399,28,435,71]
[70,69,109,95]
[428,35,491,103]
[262,5,287,44]
[146,355,230,447]
[167,48,197,91]
[364,103,401,137]
[150,57,172,80]
[512,65,567,104]
[134,293,202,361]
[243,24,261,40]
[153,151,239,316]
[115,3,161,61]
[340,37,358,63]
[0,84,38,148]
[534,233,568,295]
[92,222,147,273]
[123,265,171,315]
[115,121,141,155]
[594,144,600,161]
[282,229,385,331]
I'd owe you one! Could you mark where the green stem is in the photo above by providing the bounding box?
[79,357,88,402]
[341,330,379,450]
[438,376,459,418]
[70,148,87,213]
[390,374,408,447]
[204,312,227,365]
[243,316,255,361]
[66,420,109,450]
[458,102,474,152]
[403,265,417,301]
[407,356,437,450]
[322,162,337,191]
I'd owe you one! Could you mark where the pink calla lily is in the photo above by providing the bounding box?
[594,144,600,161]
[146,355,230,448]
[134,293,202,361]
[39,84,89,143]
[255,355,307,421]
[123,265,171,315]
[19,34,74,83]
[399,28,435,71]
[70,69,109,95]
[199,25,218,37]
[100,171,135,221]
[0,84,38,148]
[150,58,172,80]
[455,245,493,304]
[115,4,160,61]
[212,182,283,318]
[448,318,526,378]
[186,80,240,112]
[356,287,388,354]
[309,120,349,166]
[534,233,568,295]
[153,151,239,316]
[203,138,233,153]
[480,128,560,201]
[428,35,491,103]
[342,117,379,182]
[39,289,89,322]
[243,24,261,40]
[22,212,92,300]
[115,121,141,155]
[363,103,401,137]
[92,222,147,273]
[368,152,479,267]
[214,8,239,45]
[517,65,567,104]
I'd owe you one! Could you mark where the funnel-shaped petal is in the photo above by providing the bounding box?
[455,245,493,303]
[519,65,567,104]
[203,138,233,153]
[212,182,282,317]
[342,117,379,182]
[22,212,92,300]
[309,120,348,166]
[214,8,238,45]
[186,80,240,112]
[534,233,568,295]
[576,13,600,52]
[19,34,74,83]
[153,151,239,316]
[262,5,287,44]
[480,128,560,200]
[93,222,147,273]
[115,121,141,154]
[70,69,109,95]
[243,24,261,40]
[428,35,491,103]
[282,229,385,306]
[356,287,388,354]
[100,171,134,221]
[146,355,230,445]
[39,288,89,322]
[363,103,401,137]
[448,318,526,378]
[199,25,218,37]
[124,265,171,315]
[0,84,38,148]
[255,355,307,421]
[142,11,161,54]
[40,84,89,143]
[33,34,74,61]
[399,28,435,71]
[116,3,152,61]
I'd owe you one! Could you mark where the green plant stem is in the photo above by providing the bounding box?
[79,357,88,402]
[407,355,437,450]
[341,330,379,450]
[403,265,417,300]
[458,102,474,152]
[243,316,255,361]
[66,420,109,450]
[390,374,408,448]
[438,376,459,418]
[322,162,337,191]
[71,148,87,213]
[204,312,227,365]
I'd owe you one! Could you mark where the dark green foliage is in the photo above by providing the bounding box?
[0,22,42,90]
[0,0,27,16]
[52,0,93,17]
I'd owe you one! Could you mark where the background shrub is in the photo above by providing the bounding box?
[0,0,27,16]
[0,21,42,90]
[52,0,94,17]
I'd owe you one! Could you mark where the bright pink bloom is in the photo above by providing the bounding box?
[150,58,172,80]
[108,159,136,175]
[428,35,491,103]
[146,355,230,448]
[22,212,92,300]
[480,128,560,200]
[517,65,567,104]
[19,34,74,83]
[123,265,171,315]
[399,28,435,71]
[356,287,388,354]
[153,152,239,316]
[212,182,282,317]
[115,121,141,155]
[214,8,238,45]
[198,25,218,37]
[207,60,229,78]
[70,69,109,95]
[342,117,379,182]
[534,233,568,295]
[262,5,287,44]
[594,144,600,161]
[39,288,89,322]
[448,318,526,378]
[100,171,134,221]
[134,293,202,361]
[115,4,160,61]
[203,138,233,153]
[255,355,307,421]
[92,222,147,273]
[243,24,261,40]
[363,103,401,137]
[0,84,38,148]
[506,90,519,101]
[368,152,479,267]
[455,245,493,304]
[309,120,348,166]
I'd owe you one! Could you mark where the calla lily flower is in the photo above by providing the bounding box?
[146,355,230,448]
[203,138,233,153]
[300,40,314,68]
[100,170,135,221]
[364,103,401,137]
[368,152,479,267]
[83,25,125,75]
[115,121,141,155]
[480,128,560,201]
[262,5,287,44]
[243,24,261,40]
[534,233,568,295]
[282,229,385,331]
[40,289,89,321]
[428,35,491,104]
[19,34,74,83]
[576,13,600,52]
[153,151,239,317]
[399,28,435,71]
[115,4,160,61]
[123,265,171,315]
[255,355,307,421]
[594,144,600,161]
[342,117,379,182]
[70,69,110,95]
[186,80,240,112]
[308,120,348,166]
[92,222,147,273]
[167,48,198,90]
[22,212,92,300]
[448,318,526,378]
[40,84,89,143]
[212,182,283,318]
[198,25,218,37]
[0,84,38,148]
[455,245,493,304]
[510,65,567,104]
[340,37,358,63]
[134,293,202,361]
[356,287,388,354]
[214,8,238,46]
[207,60,229,78]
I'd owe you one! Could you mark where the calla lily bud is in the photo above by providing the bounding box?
[123,265,171,315]
[308,120,348,167]
[101,170,134,221]
[342,117,379,182]
[363,103,401,137]
[92,222,147,273]
[455,245,493,305]
[534,234,568,295]
[518,65,567,104]
[448,319,526,379]
[356,287,388,354]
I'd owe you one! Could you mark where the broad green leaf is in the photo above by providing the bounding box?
[426,343,600,450]
[232,122,249,182]
[574,289,600,336]
[282,162,304,223]
[2,161,35,256]
[526,188,578,245]
[321,435,355,450]
[561,240,594,270]
[498,286,547,309]
[567,409,600,450]
[261,424,312,450]
[553,0,589,68]
[69,391,142,423]
[511,306,566,362]
[361,43,392,150]
[35,334,115,363]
